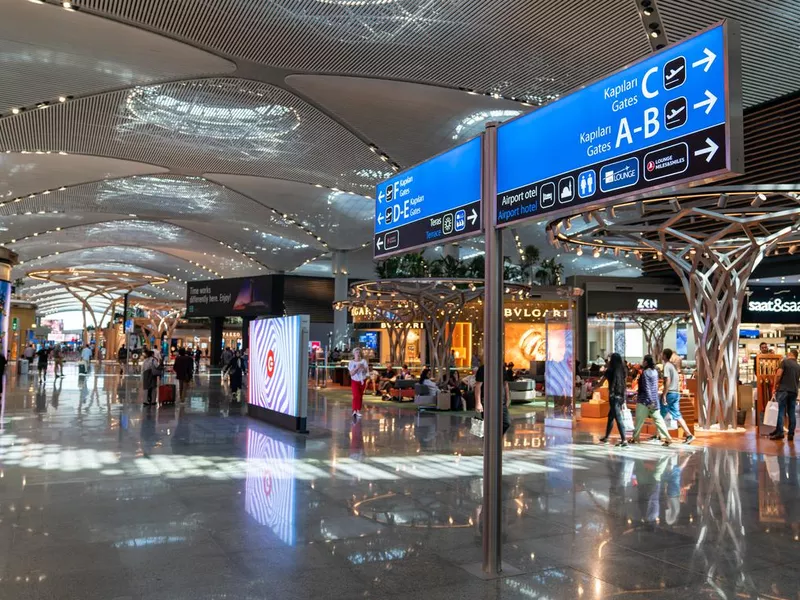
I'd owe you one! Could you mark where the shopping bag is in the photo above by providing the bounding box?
[470,417,485,438]
[664,413,678,430]
[621,406,634,431]
[764,400,779,427]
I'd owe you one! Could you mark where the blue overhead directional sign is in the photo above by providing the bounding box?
[374,136,482,258]
[496,22,742,226]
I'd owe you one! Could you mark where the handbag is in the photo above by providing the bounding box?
[621,406,634,431]
[764,399,779,427]
[470,413,485,438]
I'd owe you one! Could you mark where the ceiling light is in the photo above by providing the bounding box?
[452,109,521,140]
[650,30,660,38]
[11,108,20,115]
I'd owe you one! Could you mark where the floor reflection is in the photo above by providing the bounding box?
[0,365,797,599]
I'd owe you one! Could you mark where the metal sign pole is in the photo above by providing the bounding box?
[482,123,503,576]
[123,293,129,377]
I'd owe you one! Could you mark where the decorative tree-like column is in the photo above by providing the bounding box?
[548,187,800,429]
[134,300,184,347]
[27,269,169,354]
[343,279,528,381]
[602,311,687,359]
[336,296,418,366]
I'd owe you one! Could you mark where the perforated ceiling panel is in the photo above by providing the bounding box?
[10,220,261,276]
[0,153,166,201]
[0,213,116,244]
[73,0,650,102]
[287,75,528,166]
[2,175,322,252]
[208,173,375,250]
[166,218,322,273]
[0,0,234,115]
[12,246,216,283]
[659,1,800,107]
[0,78,388,190]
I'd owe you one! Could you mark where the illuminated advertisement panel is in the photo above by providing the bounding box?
[0,281,9,358]
[248,315,309,432]
[245,428,297,546]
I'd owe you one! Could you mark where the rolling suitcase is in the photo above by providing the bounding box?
[158,384,176,405]
[78,362,87,375]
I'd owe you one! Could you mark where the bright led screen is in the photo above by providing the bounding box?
[249,315,308,418]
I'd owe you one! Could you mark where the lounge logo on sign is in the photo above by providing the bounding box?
[266,349,276,378]
[748,298,800,313]
[637,298,659,311]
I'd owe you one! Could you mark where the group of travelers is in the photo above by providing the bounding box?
[21,343,66,381]
[348,349,512,433]
[598,348,695,447]
[140,346,198,406]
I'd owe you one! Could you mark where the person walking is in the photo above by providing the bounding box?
[36,346,49,382]
[661,349,694,443]
[598,352,628,446]
[348,347,369,419]
[117,344,128,375]
[173,347,194,404]
[141,350,161,406]
[80,345,92,374]
[52,344,64,378]
[221,346,233,372]
[0,351,6,394]
[194,347,202,371]
[23,344,35,366]
[769,348,800,441]
[227,349,244,402]
[630,354,672,446]
[474,362,512,434]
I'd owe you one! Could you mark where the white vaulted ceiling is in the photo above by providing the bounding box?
[0,0,235,115]
[286,75,530,166]
[1,0,799,310]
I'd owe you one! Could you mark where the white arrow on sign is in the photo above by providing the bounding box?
[693,90,717,115]
[377,213,384,225]
[692,48,716,72]
[376,237,384,250]
[378,191,385,203]
[694,138,719,163]
[467,208,478,225]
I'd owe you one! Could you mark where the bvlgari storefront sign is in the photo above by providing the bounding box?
[742,288,800,324]
[503,300,570,322]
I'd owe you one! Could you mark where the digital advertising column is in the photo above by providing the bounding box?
[247,314,310,432]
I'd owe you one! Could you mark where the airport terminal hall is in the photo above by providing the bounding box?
[3,1,800,598]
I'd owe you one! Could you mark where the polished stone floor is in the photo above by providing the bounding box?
[0,363,798,599]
